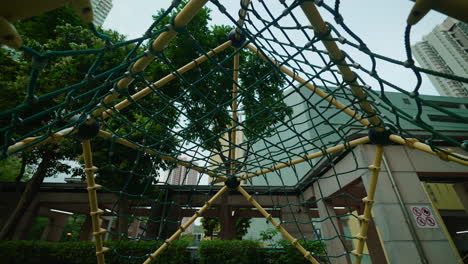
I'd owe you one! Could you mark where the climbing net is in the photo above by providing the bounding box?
[1,0,468,263]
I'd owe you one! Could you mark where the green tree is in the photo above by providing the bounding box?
[201,217,251,240]
[0,7,135,240]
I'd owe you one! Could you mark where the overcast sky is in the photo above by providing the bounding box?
[103,0,447,95]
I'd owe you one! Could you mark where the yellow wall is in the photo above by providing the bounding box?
[423,183,464,210]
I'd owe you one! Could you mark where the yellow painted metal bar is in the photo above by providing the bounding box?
[143,186,228,264]
[94,0,210,117]
[299,3,383,129]
[7,41,231,155]
[0,0,93,48]
[246,44,370,128]
[229,53,240,174]
[237,186,320,264]
[408,0,468,25]
[99,40,232,119]
[389,134,468,166]
[7,127,75,153]
[241,136,370,180]
[82,139,108,264]
[352,145,384,264]
[97,130,228,181]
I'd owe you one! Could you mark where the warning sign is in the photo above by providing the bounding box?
[410,206,438,228]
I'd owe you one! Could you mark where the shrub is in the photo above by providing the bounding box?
[272,240,329,264]
[199,240,261,264]
[0,240,190,264]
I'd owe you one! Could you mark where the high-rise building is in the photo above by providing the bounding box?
[91,0,113,27]
[167,157,199,185]
[412,18,468,97]
[166,157,199,233]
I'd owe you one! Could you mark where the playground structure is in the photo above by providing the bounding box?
[1,0,468,263]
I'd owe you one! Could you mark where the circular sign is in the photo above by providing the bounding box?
[426,217,436,226]
[422,207,431,216]
[412,207,422,216]
[416,216,426,226]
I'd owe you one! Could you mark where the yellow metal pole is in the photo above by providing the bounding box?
[407,0,468,25]
[7,41,232,155]
[229,53,240,174]
[99,40,232,119]
[389,134,468,166]
[7,127,75,153]
[94,0,210,117]
[299,3,383,129]
[352,145,384,264]
[97,130,228,181]
[246,44,370,128]
[241,136,370,180]
[237,186,321,264]
[143,186,228,264]
[82,139,108,264]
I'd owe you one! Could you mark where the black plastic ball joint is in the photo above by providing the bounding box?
[225,176,240,190]
[77,121,100,139]
[368,127,392,145]
[69,115,100,139]
[228,29,246,48]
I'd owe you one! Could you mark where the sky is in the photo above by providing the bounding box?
[103,0,448,95]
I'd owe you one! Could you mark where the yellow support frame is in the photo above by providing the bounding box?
[100,40,232,119]
[82,139,108,264]
[246,44,370,128]
[390,134,468,166]
[299,2,382,128]
[229,53,240,174]
[142,186,228,263]
[3,1,468,264]
[237,186,320,264]
[241,136,370,181]
[92,0,211,118]
[351,145,383,264]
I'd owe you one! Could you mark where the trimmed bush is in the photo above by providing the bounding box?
[272,240,329,264]
[0,240,190,264]
[199,240,261,264]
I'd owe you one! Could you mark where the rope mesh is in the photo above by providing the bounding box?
[1,0,467,263]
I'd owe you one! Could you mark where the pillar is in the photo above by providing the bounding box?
[362,145,460,264]
[453,183,468,215]
[280,196,314,240]
[220,193,235,240]
[315,197,350,264]
[79,214,93,241]
[42,212,69,242]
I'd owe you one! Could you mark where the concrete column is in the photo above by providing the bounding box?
[366,216,388,264]
[280,197,314,240]
[315,197,350,264]
[159,203,182,239]
[453,183,468,215]
[361,145,460,264]
[12,200,39,240]
[220,193,235,240]
[43,213,69,242]
[79,214,93,241]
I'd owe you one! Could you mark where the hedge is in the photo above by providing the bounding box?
[198,239,329,264]
[0,240,190,264]
[0,239,329,264]
[199,240,261,264]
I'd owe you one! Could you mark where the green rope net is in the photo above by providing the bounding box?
[1,0,467,263]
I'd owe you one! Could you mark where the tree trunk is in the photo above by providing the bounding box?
[0,150,53,240]
[145,200,162,239]
[14,153,28,183]
[116,198,130,237]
